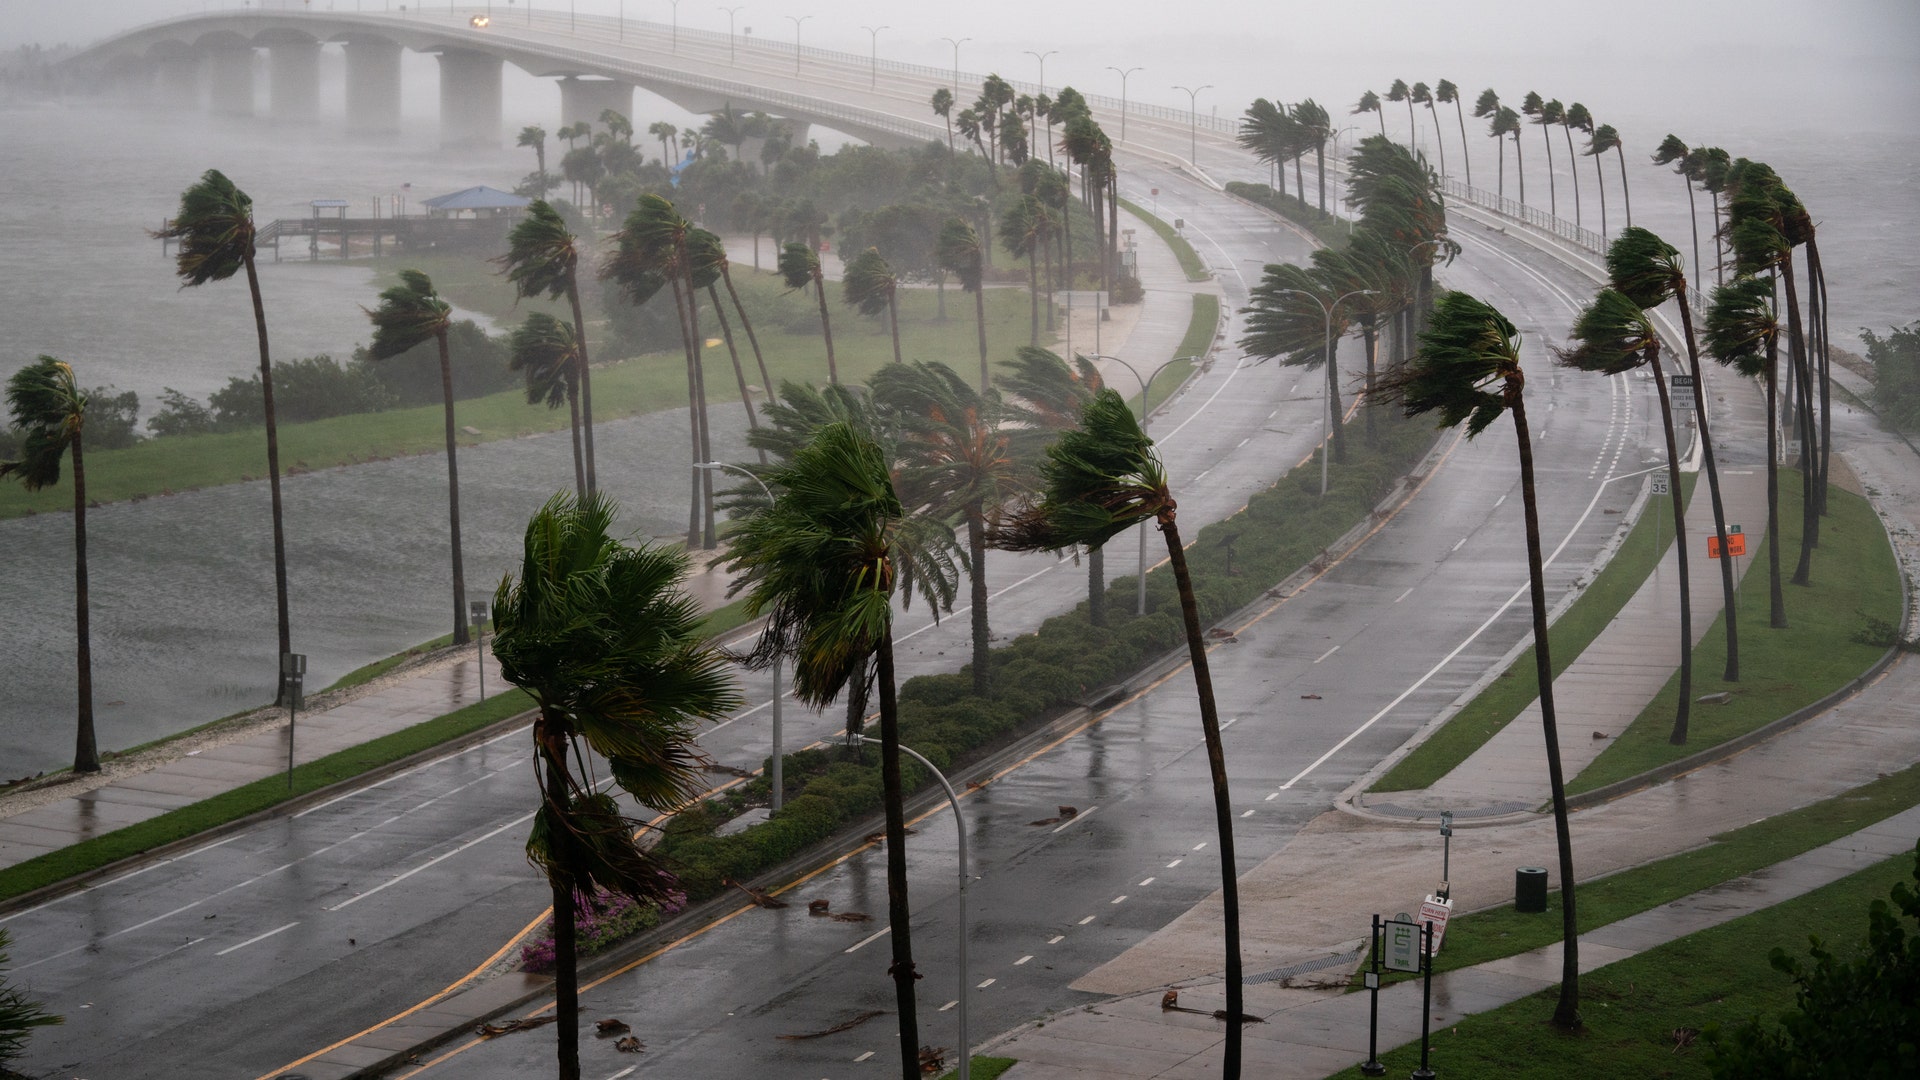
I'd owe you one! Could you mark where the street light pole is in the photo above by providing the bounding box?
[1024,49,1056,95]
[695,461,785,813]
[941,36,970,99]
[1087,353,1194,616]
[665,0,679,50]
[1173,83,1211,167]
[861,24,889,89]
[859,735,970,1080]
[785,14,810,77]
[717,6,741,64]
[1106,65,1141,142]
[1271,288,1376,495]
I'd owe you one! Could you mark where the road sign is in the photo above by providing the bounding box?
[1383,916,1421,973]
[1670,374,1696,413]
[1709,532,1748,558]
[1418,895,1454,955]
[1651,474,1670,496]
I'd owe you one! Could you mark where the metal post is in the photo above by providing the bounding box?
[1270,288,1376,496]
[1107,66,1141,143]
[280,653,306,790]
[1024,49,1056,95]
[942,36,970,98]
[862,25,888,89]
[1361,914,1386,1076]
[718,6,741,63]
[1086,354,1190,616]
[785,15,810,77]
[470,599,490,702]
[1413,921,1436,1080]
[1174,84,1211,166]
[1439,809,1453,900]
[697,462,784,812]
[861,736,969,1080]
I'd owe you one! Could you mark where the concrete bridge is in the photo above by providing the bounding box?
[62,5,1236,155]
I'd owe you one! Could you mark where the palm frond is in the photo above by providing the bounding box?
[496,200,579,301]
[1605,226,1684,308]
[1374,291,1520,437]
[153,169,254,287]
[1,357,84,491]
[364,269,451,360]
[1703,277,1778,378]
[1554,289,1657,375]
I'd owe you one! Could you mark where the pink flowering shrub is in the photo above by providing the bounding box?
[520,878,688,974]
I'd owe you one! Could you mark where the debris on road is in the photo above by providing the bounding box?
[594,1018,630,1037]
[777,1009,887,1040]
[475,1016,556,1038]
[724,878,788,908]
[614,1035,645,1053]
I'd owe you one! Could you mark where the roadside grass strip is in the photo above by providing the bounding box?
[1570,478,1901,793]
[933,1056,1017,1080]
[1331,841,1918,1079]
[1372,475,1697,793]
[1119,198,1211,282]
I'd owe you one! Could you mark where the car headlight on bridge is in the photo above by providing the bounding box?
[470,14,492,29]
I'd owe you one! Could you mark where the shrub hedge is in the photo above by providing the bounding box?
[1224,181,1351,251]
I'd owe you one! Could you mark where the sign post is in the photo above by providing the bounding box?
[1361,915,1387,1076]
[1438,810,1454,900]
[469,599,490,701]
[1670,373,1695,415]
[1412,921,1437,1080]
[1709,525,1747,559]
[280,652,306,790]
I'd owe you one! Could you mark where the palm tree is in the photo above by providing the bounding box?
[1238,98,1298,200]
[994,347,1111,624]
[1556,288,1694,741]
[1376,291,1581,1032]
[1353,89,1384,137]
[1495,105,1525,206]
[1436,80,1471,188]
[647,119,678,167]
[154,170,293,697]
[778,240,840,385]
[1606,226,1742,681]
[935,216,993,392]
[1411,82,1442,178]
[2,357,100,772]
[1242,263,1353,463]
[1521,93,1556,217]
[689,229,771,457]
[872,360,1022,696]
[1474,91,1505,202]
[1698,147,1732,288]
[1311,232,1409,443]
[724,423,959,1080]
[1651,135,1705,299]
[931,87,956,153]
[508,313,588,501]
[1706,275,1787,627]
[1387,79,1415,145]
[499,200,598,493]
[364,270,470,646]
[1560,104,1590,232]
[518,124,549,194]
[993,388,1249,1076]
[1593,124,1631,226]
[493,492,741,1080]
[1293,99,1334,213]
[1000,196,1049,346]
[843,247,904,364]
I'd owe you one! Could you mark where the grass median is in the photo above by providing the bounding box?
[1120,199,1211,282]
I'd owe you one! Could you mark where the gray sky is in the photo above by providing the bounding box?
[10,0,1917,133]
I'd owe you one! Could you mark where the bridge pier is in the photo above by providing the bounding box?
[436,49,502,148]
[557,77,635,131]
[267,40,320,123]
[205,44,255,117]
[344,39,403,134]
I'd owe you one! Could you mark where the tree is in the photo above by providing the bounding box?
[508,313,588,501]
[1411,82,1443,179]
[1242,263,1353,463]
[1698,147,1733,288]
[1523,93,1560,219]
[843,247,904,364]
[1705,839,1920,1078]
[1863,322,1920,430]
[777,240,840,385]
[518,124,549,195]
[154,170,293,698]
[648,119,679,168]
[1705,275,1788,628]
[993,388,1249,1077]
[1238,98,1300,200]
[1353,89,1384,137]
[1652,136,1705,298]
[1555,288,1695,741]
[492,492,741,1080]
[1561,103,1590,231]
[994,347,1111,624]
[1474,91,1506,202]
[0,929,62,1067]
[364,270,470,646]
[723,423,959,1080]
[1000,195,1050,347]
[1436,79,1471,188]
[1589,124,1631,227]
[1377,292,1582,1031]
[1386,79,1415,145]
[1494,105,1525,205]
[689,227,773,450]
[499,200,598,493]
[1311,232,1409,442]
[935,216,992,391]
[1606,226,1742,682]
[931,86,956,153]
[2,357,100,772]
[1293,99,1334,213]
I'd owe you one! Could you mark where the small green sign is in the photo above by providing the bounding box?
[1384,917,1421,973]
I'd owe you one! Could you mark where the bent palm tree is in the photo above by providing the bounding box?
[1436,79,1470,187]
[778,240,839,385]
[499,200,598,493]
[510,313,588,501]
[993,388,1249,1077]
[493,492,740,1080]
[1705,275,1786,628]
[1556,288,1694,741]
[1411,82,1442,178]
[1525,94,1561,219]
[724,423,959,1080]
[1376,292,1581,1031]
[843,247,904,364]
[936,217,992,391]
[1387,79,1415,145]
[155,170,292,696]
[1652,136,1704,299]
[1353,89,1385,137]
[1497,106,1526,206]
[517,124,549,194]
[1243,263,1353,463]
[994,347,1111,624]
[365,270,470,645]
[2,357,99,772]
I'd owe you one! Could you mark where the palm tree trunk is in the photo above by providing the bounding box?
[1061,203,1074,290]
[1508,391,1581,1031]
[813,270,839,384]
[1616,145,1632,227]
[886,291,903,366]
[669,275,703,549]
[1406,100,1416,146]
[1782,264,1815,586]
[1514,135,1526,207]
[1497,139,1506,204]
[1088,543,1106,627]
[721,266,774,398]
[1326,343,1346,465]
[1593,153,1608,241]
[1158,515,1244,1077]
[1362,324,1378,445]
[1315,144,1328,214]
[565,374,586,502]
[1677,296,1739,681]
[1043,236,1055,332]
[687,282,716,550]
[1648,352,1692,742]
[436,331,470,647]
[973,285,990,393]
[1108,174,1120,294]
[565,281,598,495]
[1293,151,1305,208]
[1430,112,1448,182]
[707,283,765,464]
[1812,243,1832,515]
[1764,318,1786,628]
[243,253,293,703]
[1561,125,1581,229]
[875,632,922,1080]
[965,504,993,696]
[1455,103,1472,189]
[543,746,582,1080]
[1540,125,1556,218]
[1682,181,1700,307]
[1027,248,1040,347]
[71,432,98,773]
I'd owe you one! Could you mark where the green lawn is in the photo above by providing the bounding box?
[1120,199,1211,282]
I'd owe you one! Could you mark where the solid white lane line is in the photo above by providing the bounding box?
[1313,645,1340,663]
[845,926,891,954]
[898,565,1057,645]
[602,1068,637,1080]
[940,1000,958,1012]
[1394,587,1414,603]
[216,921,299,957]
[1052,804,1099,833]
[1494,494,1508,507]
[326,811,534,911]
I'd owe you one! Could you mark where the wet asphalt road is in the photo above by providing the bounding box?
[2,150,1683,1080]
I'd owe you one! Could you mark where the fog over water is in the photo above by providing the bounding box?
[1,1,1915,774]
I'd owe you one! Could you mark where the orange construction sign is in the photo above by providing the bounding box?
[1709,532,1748,558]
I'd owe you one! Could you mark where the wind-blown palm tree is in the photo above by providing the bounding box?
[1436,80,1471,188]
[993,388,1249,1076]
[931,87,956,153]
[1411,82,1442,178]
[724,423,959,1080]
[499,200,598,493]
[1590,124,1631,227]
[1293,99,1334,213]
[1352,89,1385,137]
[1387,79,1415,145]
[1556,288,1694,741]
[935,217,992,391]
[1524,94,1561,219]
[1560,103,1590,232]
[1473,91,1504,202]
[1376,292,1581,1032]
[1238,98,1299,201]
[689,228,773,431]
[365,270,469,645]
[1607,226,1741,681]
[2,357,99,772]
[1697,147,1732,288]
[1495,106,1525,206]
[1242,263,1353,463]
[994,347,1111,624]
[1706,275,1787,627]
[843,247,904,364]
[872,360,1022,696]
[1652,135,1705,299]
[517,124,549,195]
[1311,232,1408,443]
[647,119,678,167]
[155,170,292,696]
[492,492,740,1080]
[778,240,840,385]
[1000,196,1050,347]
[509,313,588,500]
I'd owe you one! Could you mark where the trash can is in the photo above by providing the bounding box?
[1515,866,1549,913]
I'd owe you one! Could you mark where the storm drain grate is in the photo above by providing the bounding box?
[1243,948,1364,985]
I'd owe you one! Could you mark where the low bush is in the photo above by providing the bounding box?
[519,884,684,974]
[1224,181,1351,250]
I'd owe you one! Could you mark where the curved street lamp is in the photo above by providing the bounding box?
[861,24,889,89]
[1024,49,1057,94]
[716,5,742,63]
[1173,83,1212,167]
[1266,289,1376,495]
[785,13,810,77]
[694,461,786,813]
[1085,353,1198,615]
[941,35,970,98]
[1107,65,1142,142]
